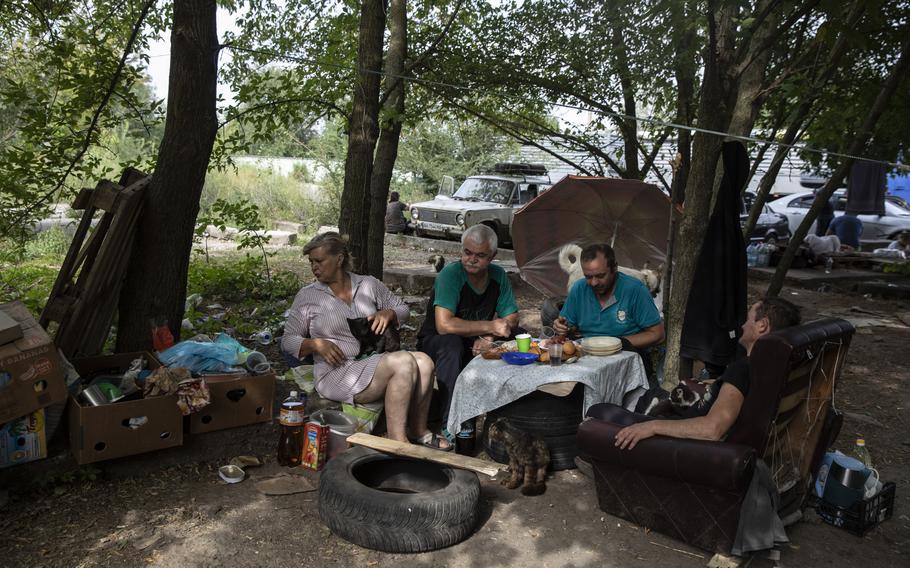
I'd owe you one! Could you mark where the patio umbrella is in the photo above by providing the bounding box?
[511,176,671,298]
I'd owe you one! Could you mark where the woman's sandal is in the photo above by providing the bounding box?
[410,432,453,452]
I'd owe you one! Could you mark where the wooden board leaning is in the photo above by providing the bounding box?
[345,432,504,478]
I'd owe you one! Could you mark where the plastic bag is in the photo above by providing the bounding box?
[157,341,240,374]
[342,401,384,434]
[283,366,316,395]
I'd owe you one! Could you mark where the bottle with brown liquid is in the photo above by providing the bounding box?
[277,391,306,467]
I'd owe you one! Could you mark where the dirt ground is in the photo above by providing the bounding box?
[1,241,908,567]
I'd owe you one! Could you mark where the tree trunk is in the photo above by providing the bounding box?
[606,6,639,179]
[663,4,740,387]
[767,37,910,297]
[116,0,218,351]
[338,0,387,274]
[366,0,407,279]
[663,0,698,316]
[726,11,777,137]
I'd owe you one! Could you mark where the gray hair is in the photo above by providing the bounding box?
[303,231,353,272]
[462,224,498,254]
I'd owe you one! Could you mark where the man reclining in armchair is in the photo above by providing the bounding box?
[614,296,800,449]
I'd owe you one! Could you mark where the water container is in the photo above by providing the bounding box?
[310,409,358,460]
[746,243,756,267]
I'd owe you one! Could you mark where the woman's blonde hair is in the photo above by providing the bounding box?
[303,231,353,272]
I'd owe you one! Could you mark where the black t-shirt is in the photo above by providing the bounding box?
[719,357,750,398]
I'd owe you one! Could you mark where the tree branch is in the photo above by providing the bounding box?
[7,0,155,234]
[219,97,346,129]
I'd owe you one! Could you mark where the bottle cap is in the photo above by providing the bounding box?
[856,438,865,446]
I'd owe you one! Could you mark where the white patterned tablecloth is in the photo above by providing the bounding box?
[446,350,648,435]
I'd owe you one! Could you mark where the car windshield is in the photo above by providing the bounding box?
[453,178,514,204]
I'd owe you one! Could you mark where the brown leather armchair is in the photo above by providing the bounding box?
[576,318,855,553]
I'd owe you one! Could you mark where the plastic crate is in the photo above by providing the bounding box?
[815,481,896,536]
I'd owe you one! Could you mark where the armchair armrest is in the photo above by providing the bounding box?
[577,417,756,492]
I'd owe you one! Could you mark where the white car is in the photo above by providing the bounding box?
[767,190,910,240]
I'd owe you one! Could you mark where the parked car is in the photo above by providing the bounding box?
[767,190,910,240]
[408,163,552,245]
[742,191,790,243]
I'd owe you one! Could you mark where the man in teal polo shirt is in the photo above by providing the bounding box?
[554,243,664,357]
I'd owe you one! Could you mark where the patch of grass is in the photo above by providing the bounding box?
[185,255,301,337]
[0,261,60,316]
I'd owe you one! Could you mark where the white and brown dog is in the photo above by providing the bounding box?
[558,243,662,297]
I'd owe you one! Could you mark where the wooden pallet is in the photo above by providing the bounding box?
[40,168,149,358]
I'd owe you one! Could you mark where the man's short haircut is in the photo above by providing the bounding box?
[755,296,801,331]
[580,243,617,270]
[462,224,498,254]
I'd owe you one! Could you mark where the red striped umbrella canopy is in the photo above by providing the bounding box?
[512,176,671,297]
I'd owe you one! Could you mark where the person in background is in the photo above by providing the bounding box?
[887,230,910,253]
[815,191,835,237]
[281,232,451,450]
[385,191,410,234]
[827,212,863,250]
[417,224,520,439]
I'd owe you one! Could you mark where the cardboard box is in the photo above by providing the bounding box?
[0,310,23,345]
[69,352,183,465]
[188,372,275,434]
[0,409,47,469]
[0,301,66,424]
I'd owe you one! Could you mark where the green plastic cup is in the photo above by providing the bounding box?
[515,333,532,352]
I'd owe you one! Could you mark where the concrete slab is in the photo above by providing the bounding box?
[383,266,524,294]
[384,233,516,261]
[274,221,303,234]
[264,230,298,245]
[748,266,910,298]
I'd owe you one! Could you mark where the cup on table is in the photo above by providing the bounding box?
[540,326,555,341]
[547,342,563,366]
[515,333,532,352]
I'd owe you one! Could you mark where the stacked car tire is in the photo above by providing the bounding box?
[482,383,584,471]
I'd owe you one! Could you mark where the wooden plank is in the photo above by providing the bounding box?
[346,432,503,477]
[91,180,122,212]
[72,187,94,210]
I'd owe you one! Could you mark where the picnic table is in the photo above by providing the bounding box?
[446,349,649,436]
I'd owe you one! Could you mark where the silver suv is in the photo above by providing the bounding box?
[409,163,551,245]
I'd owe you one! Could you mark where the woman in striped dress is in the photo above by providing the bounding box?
[281,232,451,451]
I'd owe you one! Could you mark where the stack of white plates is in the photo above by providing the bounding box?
[580,336,622,356]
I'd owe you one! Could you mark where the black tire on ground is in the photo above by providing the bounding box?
[483,429,579,472]
[318,447,480,553]
[485,384,585,437]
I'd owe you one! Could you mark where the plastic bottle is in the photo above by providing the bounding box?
[746,243,756,267]
[855,438,873,469]
[455,420,476,456]
[760,244,771,267]
[825,257,834,274]
[278,391,306,467]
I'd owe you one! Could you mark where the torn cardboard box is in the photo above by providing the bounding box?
[189,372,275,434]
[0,301,66,424]
[69,352,183,465]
